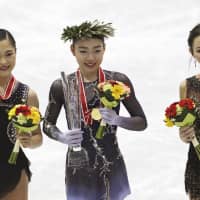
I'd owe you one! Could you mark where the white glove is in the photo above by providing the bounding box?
[57,129,83,147]
[99,107,119,125]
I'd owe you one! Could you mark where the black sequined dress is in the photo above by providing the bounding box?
[43,70,147,200]
[185,76,200,198]
[0,81,31,198]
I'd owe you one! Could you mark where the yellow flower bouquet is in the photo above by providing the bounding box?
[92,80,130,139]
[8,104,42,164]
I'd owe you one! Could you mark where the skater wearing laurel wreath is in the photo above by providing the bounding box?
[43,20,147,200]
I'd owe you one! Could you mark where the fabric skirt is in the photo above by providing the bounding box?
[0,163,31,198]
[185,144,200,198]
[65,155,131,200]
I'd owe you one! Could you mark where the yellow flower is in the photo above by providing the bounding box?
[8,107,17,120]
[111,84,124,100]
[28,109,41,124]
[164,117,174,127]
[30,106,39,113]
[91,108,102,120]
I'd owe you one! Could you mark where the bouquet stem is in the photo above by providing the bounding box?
[95,120,106,139]
[8,138,20,165]
[192,136,200,160]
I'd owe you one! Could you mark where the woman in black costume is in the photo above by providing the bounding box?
[179,24,200,200]
[43,20,147,200]
[0,29,43,200]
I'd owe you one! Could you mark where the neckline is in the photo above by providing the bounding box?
[83,79,98,84]
[76,67,105,125]
[0,76,16,100]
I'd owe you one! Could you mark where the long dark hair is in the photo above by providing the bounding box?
[188,24,200,55]
[0,29,16,49]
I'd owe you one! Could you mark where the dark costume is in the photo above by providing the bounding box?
[43,70,147,200]
[185,76,200,198]
[0,81,31,198]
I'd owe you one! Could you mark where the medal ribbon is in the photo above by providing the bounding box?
[76,67,105,125]
[0,75,16,100]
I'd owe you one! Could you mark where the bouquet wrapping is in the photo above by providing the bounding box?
[8,104,42,164]
[164,98,200,160]
[91,80,130,139]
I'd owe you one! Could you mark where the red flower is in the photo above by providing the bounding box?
[165,103,177,118]
[179,98,195,110]
[15,105,31,116]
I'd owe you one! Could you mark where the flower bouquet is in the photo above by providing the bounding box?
[8,104,42,164]
[91,80,130,139]
[164,98,200,160]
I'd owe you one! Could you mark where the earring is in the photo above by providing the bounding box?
[194,59,197,68]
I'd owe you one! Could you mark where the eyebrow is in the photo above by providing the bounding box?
[78,45,103,49]
[93,45,103,49]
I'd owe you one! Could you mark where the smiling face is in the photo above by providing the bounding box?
[71,38,105,79]
[191,35,200,63]
[0,38,16,79]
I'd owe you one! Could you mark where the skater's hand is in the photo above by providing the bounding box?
[17,132,32,148]
[99,108,119,126]
[179,126,195,143]
[58,129,83,147]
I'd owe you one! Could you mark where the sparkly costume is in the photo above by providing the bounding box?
[43,70,147,200]
[185,76,200,198]
[0,81,31,198]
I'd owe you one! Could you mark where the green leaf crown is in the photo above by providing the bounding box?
[61,20,114,42]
